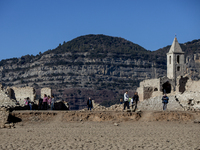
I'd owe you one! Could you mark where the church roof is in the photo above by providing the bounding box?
[168,37,184,54]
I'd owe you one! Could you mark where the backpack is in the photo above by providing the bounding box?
[24,99,28,105]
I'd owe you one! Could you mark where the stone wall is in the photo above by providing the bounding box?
[139,78,160,91]
[137,76,177,101]
[10,87,36,105]
[143,87,154,100]
[185,79,200,92]
[0,107,9,128]
[137,78,160,101]
[174,78,200,111]
[137,86,144,101]
[176,91,200,111]
[41,88,52,98]
[0,89,16,107]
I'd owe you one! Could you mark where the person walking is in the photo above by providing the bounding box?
[133,92,139,112]
[38,98,43,110]
[43,94,48,110]
[162,94,169,111]
[47,95,51,109]
[27,97,32,110]
[131,96,134,109]
[51,95,55,110]
[87,97,93,111]
[124,91,130,110]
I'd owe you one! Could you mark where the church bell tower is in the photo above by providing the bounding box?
[167,37,185,81]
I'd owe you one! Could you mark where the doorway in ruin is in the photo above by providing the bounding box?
[162,81,171,94]
[10,89,16,99]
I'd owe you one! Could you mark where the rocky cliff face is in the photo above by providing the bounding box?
[0,53,165,109]
[0,53,165,88]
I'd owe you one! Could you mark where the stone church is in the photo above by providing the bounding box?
[137,37,188,101]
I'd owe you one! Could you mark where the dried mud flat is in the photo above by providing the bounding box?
[0,111,200,150]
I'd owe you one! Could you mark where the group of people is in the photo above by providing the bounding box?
[25,92,169,111]
[24,94,55,110]
[123,91,169,111]
[39,94,55,110]
[86,92,140,112]
[123,91,139,111]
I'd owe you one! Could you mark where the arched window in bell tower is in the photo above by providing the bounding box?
[169,56,171,64]
[177,55,180,64]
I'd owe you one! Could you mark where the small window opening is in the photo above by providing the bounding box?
[177,66,180,71]
[177,55,180,64]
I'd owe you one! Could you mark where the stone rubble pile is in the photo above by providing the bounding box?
[176,91,200,111]
[81,100,128,111]
[0,89,17,108]
[0,107,14,129]
[93,103,124,111]
[137,95,184,111]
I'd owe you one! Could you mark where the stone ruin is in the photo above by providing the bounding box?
[136,72,200,112]
[175,79,200,111]
[0,83,53,107]
[136,77,175,101]
[6,86,36,105]
[41,88,52,98]
[0,85,68,128]
[4,86,52,106]
[135,37,200,111]
[0,84,17,108]
[0,84,70,111]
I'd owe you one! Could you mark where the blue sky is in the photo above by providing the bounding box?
[0,0,199,61]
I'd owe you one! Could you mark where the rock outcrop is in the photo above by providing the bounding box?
[137,95,184,111]
[0,107,14,129]
[0,89,17,107]
[0,107,9,127]
[176,92,200,111]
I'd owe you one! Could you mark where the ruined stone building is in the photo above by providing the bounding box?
[5,86,51,105]
[137,37,188,101]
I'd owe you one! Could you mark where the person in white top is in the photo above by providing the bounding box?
[124,91,130,110]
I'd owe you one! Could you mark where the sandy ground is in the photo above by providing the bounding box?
[0,111,200,150]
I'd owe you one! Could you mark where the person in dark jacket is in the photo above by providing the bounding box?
[133,92,139,112]
[162,94,169,111]
[38,98,43,110]
[87,97,93,111]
